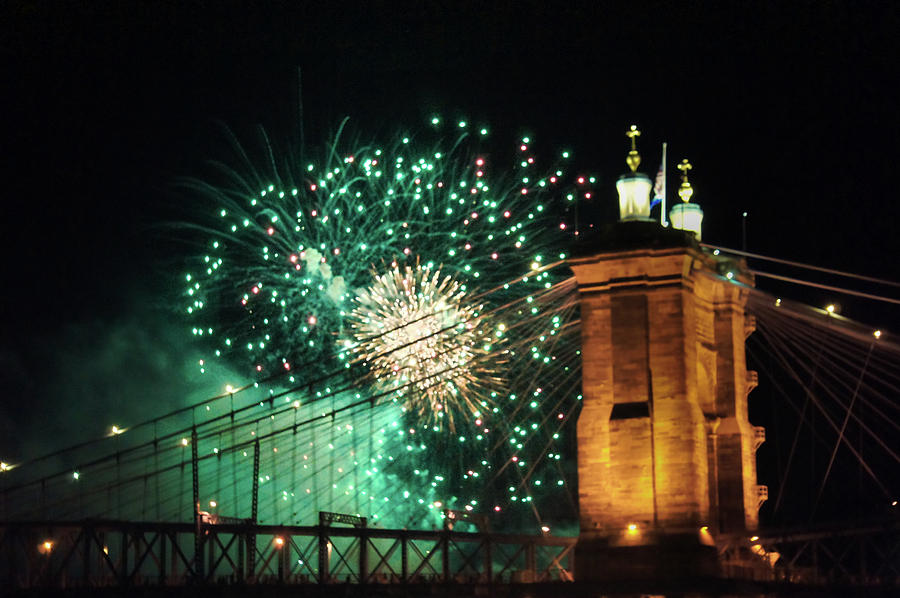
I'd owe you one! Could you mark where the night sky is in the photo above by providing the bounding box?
[2,2,898,511]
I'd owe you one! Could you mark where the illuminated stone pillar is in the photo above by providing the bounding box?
[570,221,762,582]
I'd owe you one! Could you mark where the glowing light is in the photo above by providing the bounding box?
[39,540,54,554]
[627,523,638,532]
[750,535,759,542]
[209,500,217,508]
[874,330,882,339]
[0,462,10,472]
[274,536,285,547]
[110,425,123,435]
[826,304,836,314]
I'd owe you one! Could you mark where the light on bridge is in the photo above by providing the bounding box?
[38,540,53,554]
[273,536,285,548]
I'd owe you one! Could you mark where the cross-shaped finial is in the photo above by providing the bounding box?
[625,125,642,172]
[626,125,641,150]
[677,159,694,203]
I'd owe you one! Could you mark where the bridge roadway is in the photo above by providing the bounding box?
[1,518,898,596]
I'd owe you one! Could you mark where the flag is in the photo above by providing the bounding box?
[653,163,665,200]
[655,142,667,225]
[650,163,664,209]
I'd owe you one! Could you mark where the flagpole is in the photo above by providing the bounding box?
[661,141,668,227]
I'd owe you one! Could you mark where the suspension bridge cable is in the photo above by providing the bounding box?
[2,329,535,513]
[752,304,894,456]
[750,270,900,305]
[760,306,900,421]
[746,345,853,518]
[701,244,900,289]
[810,342,875,521]
[756,320,891,497]
[5,269,573,483]
[5,268,583,527]
[756,312,900,464]
[5,265,573,474]
[767,336,824,516]
[753,295,900,413]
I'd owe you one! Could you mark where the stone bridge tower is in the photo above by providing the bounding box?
[570,129,765,581]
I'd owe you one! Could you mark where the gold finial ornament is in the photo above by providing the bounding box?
[625,125,642,172]
[677,158,694,203]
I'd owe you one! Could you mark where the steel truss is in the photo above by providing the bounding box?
[0,520,575,589]
[4,519,897,591]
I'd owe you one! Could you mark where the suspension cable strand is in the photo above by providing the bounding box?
[810,342,875,521]
[757,318,891,499]
[5,272,571,495]
[754,302,900,458]
[702,243,900,289]
[3,333,535,518]
[750,270,900,305]
[7,271,574,475]
[768,337,824,516]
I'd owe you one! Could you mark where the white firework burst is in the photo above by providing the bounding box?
[347,262,500,431]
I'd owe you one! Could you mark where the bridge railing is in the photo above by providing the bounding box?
[4,519,897,590]
[0,520,576,589]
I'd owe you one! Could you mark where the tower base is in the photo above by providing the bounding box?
[576,529,720,583]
